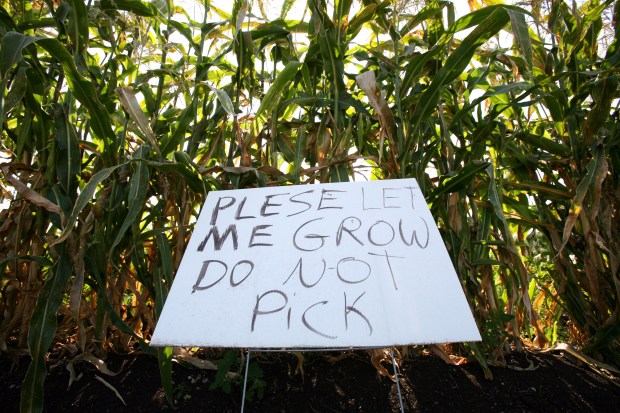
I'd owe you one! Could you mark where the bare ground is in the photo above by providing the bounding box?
[1,349,619,412]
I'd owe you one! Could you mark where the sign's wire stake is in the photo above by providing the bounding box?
[390,347,405,413]
[240,349,251,413]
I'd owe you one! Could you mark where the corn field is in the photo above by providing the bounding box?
[0,0,619,411]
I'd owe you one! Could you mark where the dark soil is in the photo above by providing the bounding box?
[1,349,619,412]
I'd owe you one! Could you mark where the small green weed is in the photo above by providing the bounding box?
[209,350,265,401]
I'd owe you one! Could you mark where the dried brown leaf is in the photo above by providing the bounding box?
[537,342,620,377]
[355,71,399,174]
[172,347,217,370]
[83,354,126,376]
[369,348,394,380]
[65,361,83,389]
[1,166,66,225]
[116,87,162,160]
[94,375,127,406]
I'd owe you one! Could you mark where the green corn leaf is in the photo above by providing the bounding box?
[170,151,209,195]
[0,255,53,268]
[130,224,154,296]
[473,207,493,263]
[232,0,250,34]
[466,342,493,380]
[293,127,307,183]
[451,82,532,125]
[400,47,443,98]
[443,5,528,39]
[99,0,160,17]
[275,133,296,161]
[584,320,620,356]
[161,98,197,156]
[0,32,40,79]
[503,195,539,225]
[36,38,117,165]
[486,164,518,255]
[250,21,289,42]
[313,0,346,97]
[280,0,298,19]
[0,77,7,135]
[21,254,73,413]
[54,105,81,196]
[0,5,16,30]
[117,87,162,159]
[156,346,174,405]
[208,84,235,117]
[399,1,449,37]
[154,233,174,404]
[53,165,122,246]
[585,76,618,143]
[505,180,572,200]
[167,19,201,51]
[65,0,89,55]
[332,164,349,183]
[515,132,570,157]
[15,107,32,158]
[252,60,302,136]
[157,232,173,286]
[348,0,393,39]
[4,66,28,113]
[429,161,490,205]
[110,146,151,254]
[507,9,533,73]
[560,145,608,254]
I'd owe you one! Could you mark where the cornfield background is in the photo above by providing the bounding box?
[0,0,619,411]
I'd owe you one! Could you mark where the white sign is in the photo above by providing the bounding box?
[151,179,481,348]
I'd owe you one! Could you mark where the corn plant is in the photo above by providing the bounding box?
[0,0,618,412]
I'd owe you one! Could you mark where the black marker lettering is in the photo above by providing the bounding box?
[230,260,254,287]
[336,217,364,246]
[287,307,292,329]
[368,250,405,291]
[362,187,379,210]
[318,189,345,210]
[404,186,417,210]
[344,292,373,335]
[248,224,273,247]
[251,290,287,332]
[302,301,337,339]
[383,188,399,208]
[288,190,314,217]
[192,260,227,292]
[260,193,290,217]
[293,218,328,251]
[235,197,255,220]
[398,217,429,248]
[367,220,395,246]
[210,196,236,225]
[197,225,238,251]
[283,258,326,288]
[337,257,371,284]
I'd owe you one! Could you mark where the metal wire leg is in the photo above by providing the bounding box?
[240,349,251,413]
[390,347,405,413]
